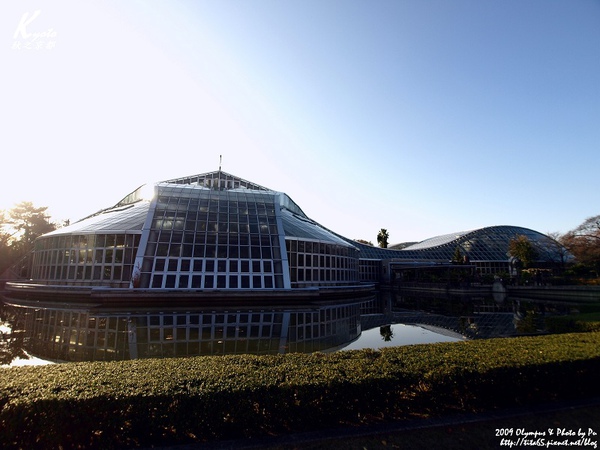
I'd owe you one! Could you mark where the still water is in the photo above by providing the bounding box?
[1,323,463,367]
[1,290,570,367]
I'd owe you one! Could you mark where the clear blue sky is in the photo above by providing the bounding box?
[2,0,599,244]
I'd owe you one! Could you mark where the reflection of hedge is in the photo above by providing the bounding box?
[546,313,600,334]
[2,332,600,449]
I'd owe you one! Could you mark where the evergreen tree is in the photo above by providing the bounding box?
[0,202,56,275]
[452,246,463,264]
[508,235,538,268]
[377,229,389,248]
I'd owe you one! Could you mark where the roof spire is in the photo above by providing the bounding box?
[217,155,223,190]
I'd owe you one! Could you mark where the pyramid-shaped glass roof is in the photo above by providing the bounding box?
[164,170,273,192]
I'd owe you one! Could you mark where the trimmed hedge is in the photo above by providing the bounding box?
[1,332,600,449]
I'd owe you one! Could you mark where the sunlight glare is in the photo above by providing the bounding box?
[139,183,156,201]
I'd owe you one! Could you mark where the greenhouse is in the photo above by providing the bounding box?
[351,226,570,283]
[28,171,360,290]
[7,170,570,292]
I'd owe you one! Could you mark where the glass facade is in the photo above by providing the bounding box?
[31,234,141,287]
[285,239,358,287]
[359,259,382,283]
[136,185,287,289]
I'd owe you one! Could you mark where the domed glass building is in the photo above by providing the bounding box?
[399,226,567,271]
[350,226,570,283]
[28,171,360,291]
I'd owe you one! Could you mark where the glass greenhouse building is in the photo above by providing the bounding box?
[349,226,570,283]
[9,170,568,294]
[26,171,360,292]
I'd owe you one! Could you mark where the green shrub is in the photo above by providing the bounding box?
[1,333,600,449]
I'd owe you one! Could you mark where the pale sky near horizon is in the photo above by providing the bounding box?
[1,1,599,245]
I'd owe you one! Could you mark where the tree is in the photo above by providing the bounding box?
[451,246,463,264]
[377,228,389,248]
[560,215,600,275]
[508,235,539,269]
[0,210,10,249]
[545,231,572,270]
[0,210,13,275]
[0,202,56,275]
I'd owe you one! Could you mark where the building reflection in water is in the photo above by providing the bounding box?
[4,297,381,362]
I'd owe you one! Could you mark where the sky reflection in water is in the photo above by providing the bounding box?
[341,324,464,351]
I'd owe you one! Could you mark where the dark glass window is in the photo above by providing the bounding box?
[241,260,249,272]
[241,276,250,288]
[191,275,202,288]
[152,275,163,288]
[178,275,189,288]
[165,275,176,288]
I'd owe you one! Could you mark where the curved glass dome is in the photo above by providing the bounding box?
[343,225,571,282]
[400,225,568,263]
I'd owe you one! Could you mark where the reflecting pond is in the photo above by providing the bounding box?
[0,289,580,367]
